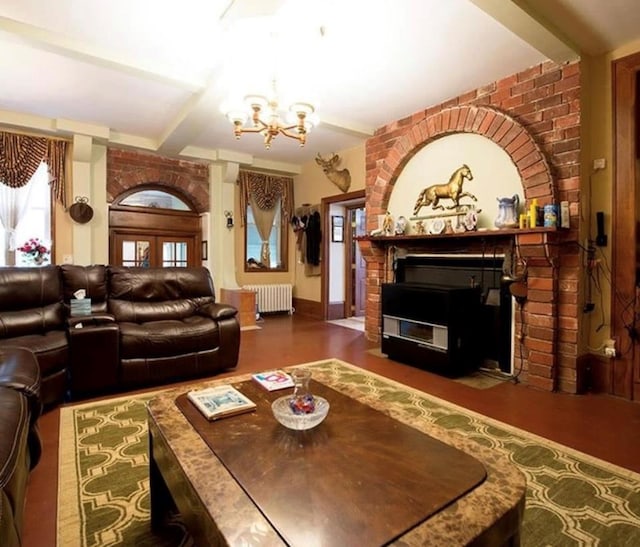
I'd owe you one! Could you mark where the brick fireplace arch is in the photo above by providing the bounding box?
[362,104,577,393]
[367,105,555,226]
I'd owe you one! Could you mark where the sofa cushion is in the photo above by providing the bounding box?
[0,267,64,336]
[108,266,216,322]
[118,316,220,359]
[60,265,108,314]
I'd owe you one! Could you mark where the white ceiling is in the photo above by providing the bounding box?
[0,0,639,171]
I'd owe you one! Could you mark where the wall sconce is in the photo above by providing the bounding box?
[224,210,234,229]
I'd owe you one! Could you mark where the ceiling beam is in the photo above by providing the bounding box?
[0,16,205,91]
[318,115,375,138]
[469,0,579,63]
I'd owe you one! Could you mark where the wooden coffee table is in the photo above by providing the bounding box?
[148,368,525,546]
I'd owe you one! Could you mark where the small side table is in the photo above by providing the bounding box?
[219,288,256,329]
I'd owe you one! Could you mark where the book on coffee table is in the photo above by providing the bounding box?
[187,385,256,421]
[252,370,295,391]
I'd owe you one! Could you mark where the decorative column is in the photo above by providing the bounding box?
[208,161,240,298]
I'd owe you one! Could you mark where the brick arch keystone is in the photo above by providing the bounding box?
[372,105,555,214]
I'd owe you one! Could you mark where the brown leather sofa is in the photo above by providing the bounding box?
[0,265,240,404]
[0,347,42,547]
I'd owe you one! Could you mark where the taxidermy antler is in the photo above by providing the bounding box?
[315,153,351,193]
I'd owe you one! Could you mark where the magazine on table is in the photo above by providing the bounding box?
[252,370,295,391]
[187,385,256,421]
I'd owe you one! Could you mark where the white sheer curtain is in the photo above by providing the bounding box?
[0,168,38,265]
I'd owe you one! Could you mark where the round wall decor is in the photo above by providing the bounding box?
[69,196,94,224]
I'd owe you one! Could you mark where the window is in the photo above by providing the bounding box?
[119,189,190,210]
[245,199,286,271]
[0,163,51,266]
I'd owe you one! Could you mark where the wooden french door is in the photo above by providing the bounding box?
[109,204,202,268]
[112,233,196,268]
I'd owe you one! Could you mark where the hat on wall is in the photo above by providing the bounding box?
[68,196,94,224]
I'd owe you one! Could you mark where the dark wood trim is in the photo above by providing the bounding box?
[108,204,202,266]
[293,297,323,320]
[612,51,640,400]
[581,353,614,394]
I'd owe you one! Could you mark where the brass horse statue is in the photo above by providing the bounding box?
[413,164,476,215]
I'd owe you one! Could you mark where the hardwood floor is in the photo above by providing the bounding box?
[23,314,640,547]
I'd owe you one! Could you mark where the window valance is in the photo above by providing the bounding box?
[238,170,294,226]
[0,131,68,207]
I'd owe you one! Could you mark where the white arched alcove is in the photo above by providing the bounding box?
[388,133,523,231]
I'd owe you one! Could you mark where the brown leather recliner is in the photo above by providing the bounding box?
[0,347,42,547]
[0,267,68,406]
[0,265,240,402]
[107,266,239,388]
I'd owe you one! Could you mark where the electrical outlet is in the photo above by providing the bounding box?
[604,339,616,358]
[593,158,606,171]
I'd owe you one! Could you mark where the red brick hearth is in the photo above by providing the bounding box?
[361,60,582,393]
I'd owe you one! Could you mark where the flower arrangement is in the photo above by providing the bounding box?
[17,238,50,265]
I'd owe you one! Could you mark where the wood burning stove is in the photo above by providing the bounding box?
[381,254,513,375]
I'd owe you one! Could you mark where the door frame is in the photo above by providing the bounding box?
[612,51,640,400]
[320,190,365,320]
[344,203,366,318]
[109,205,202,266]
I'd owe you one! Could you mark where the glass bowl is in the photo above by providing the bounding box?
[271,395,330,430]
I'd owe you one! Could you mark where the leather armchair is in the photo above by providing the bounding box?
[107,266,239,389]
[0,267,67,406]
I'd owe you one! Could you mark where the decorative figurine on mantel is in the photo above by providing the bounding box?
[494,194,520,229]
[382,211,394,235]
[413,164,477,215]
[414,220,426,235]
[395,216,408,235]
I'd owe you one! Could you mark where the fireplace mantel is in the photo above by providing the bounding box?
[357,226,560,244]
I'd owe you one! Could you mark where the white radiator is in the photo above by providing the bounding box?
[243,284,294,314]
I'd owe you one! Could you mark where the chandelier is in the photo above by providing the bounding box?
[224,81,317,149]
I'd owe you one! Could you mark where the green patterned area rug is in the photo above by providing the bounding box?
[58,359,640,546]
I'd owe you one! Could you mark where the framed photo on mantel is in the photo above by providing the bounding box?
[331,215,344,242]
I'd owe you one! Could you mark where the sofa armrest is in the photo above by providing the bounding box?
[197,302,238,321]
[67,313,116,329]
[0,348,42,421]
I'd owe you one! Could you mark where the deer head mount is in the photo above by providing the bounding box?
[315,153,351,193]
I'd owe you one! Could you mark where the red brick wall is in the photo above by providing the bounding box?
[107,148,209,213]
[363,60,581,393]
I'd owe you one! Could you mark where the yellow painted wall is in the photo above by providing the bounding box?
[53,200,73,264]
[233,143,365,300]
[293,144,366,302]
[583,41,640,353]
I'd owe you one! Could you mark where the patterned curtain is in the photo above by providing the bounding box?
[0,131,68,206]
[238,170,294,226]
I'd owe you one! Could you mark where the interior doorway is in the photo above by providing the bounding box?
[321,190,366,321]
[347,205,367,318]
